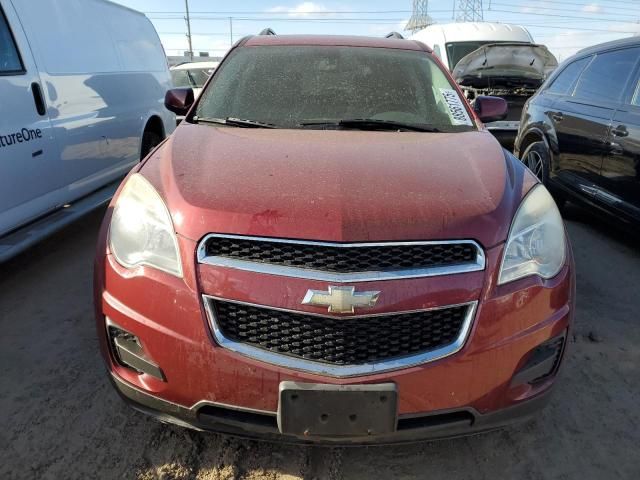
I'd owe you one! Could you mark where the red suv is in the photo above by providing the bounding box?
[94,33,574,444]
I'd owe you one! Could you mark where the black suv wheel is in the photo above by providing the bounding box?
[521,141,566,209]
[522,141,549,183]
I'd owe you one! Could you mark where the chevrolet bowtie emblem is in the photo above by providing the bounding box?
[302,286,381,314]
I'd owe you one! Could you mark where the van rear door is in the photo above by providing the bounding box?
[0,0,61,237]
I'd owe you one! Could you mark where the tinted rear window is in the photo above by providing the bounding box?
[196,45,475,132]
[573,48,640,103]
[546,57,589,96]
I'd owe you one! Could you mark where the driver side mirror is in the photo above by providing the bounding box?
[473,96,508,123]
[165,88,195,116]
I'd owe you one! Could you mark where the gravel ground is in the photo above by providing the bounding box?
[0,204,639,479]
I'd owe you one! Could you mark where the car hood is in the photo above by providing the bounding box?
[141,124,536,248]
[453,43,558,88]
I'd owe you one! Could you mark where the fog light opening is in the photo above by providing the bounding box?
[511,333,566,387]
[106,319,165,381]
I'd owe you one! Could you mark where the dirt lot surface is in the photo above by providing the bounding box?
[1,205,639,479]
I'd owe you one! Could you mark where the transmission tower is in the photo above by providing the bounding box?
[455,0,484,22]
[405,0,434,33]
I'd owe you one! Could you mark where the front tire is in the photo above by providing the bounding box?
[521,141,566,209]
[522,141,549,183]
[140,130,163,160]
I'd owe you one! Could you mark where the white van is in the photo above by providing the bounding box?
[410,22,534,71]
[0,0,174,261]
[411,23,557,148]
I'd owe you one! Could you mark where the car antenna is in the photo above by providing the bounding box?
[385,32,404,39]
[259,28,276,36]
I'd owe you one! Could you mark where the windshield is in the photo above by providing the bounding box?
[446,41,527,71]
[195,46,475,132]
[171,68,211,88]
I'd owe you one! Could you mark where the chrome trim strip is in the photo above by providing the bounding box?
[203,296,478,378]
[197,234,486,283]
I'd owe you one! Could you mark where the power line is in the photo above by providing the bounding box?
[490,1,638,15]
[147,16,413,21]
[146,10,414,15]
[143,1,639,18]
[546,0,640,6]
[485,8,640,23]
[151,14,637,25]
[149,2,640,55]
[158,31,238,36]
[517,23,640,33]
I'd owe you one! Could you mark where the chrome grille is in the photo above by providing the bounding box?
[207,237,476,272]
[204,297,477,377]
[198,235,485,282]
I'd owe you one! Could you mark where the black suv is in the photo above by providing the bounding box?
[515,37,640,227]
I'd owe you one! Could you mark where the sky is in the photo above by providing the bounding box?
[111,0,640,61]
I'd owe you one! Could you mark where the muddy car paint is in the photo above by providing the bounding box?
[94,213,573,439]
[95,34,575,443]
[139,127,530,247]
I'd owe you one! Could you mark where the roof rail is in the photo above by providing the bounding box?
[259,28,276,36]
[385,32,404,39]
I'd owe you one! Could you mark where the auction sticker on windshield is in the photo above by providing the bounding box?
[439,89,473,126]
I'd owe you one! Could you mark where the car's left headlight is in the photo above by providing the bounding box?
[109,173,182,277]
[498,185,565,285]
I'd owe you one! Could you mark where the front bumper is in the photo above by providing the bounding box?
[95,232,574,443]
[110,372,554,445]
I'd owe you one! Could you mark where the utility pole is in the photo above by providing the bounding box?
[405,0,434,33]
[456,0,484,22]
[184,0,193,60]
[229,17,233,48]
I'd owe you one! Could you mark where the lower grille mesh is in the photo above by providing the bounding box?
[210,300,469,366]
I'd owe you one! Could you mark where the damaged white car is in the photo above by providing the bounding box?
[453,43,558,148]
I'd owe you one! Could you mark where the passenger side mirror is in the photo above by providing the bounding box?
[473,96,508,123]
[165,88,195,116]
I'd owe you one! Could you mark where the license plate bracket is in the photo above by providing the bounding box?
[277,381,397,438]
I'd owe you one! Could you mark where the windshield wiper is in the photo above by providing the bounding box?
[299,119,440,132]
[194,117,279,129]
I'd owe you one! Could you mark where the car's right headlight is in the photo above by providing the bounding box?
[498,185,566,285]
[109,173,182,277]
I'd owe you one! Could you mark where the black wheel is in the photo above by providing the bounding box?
[521,141,549,183]
[140,130,163,160]
[521,141,566,209]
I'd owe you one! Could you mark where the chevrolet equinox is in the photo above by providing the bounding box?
[94,33,575,444]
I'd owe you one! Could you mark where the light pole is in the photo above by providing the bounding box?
[185,0,193,60]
